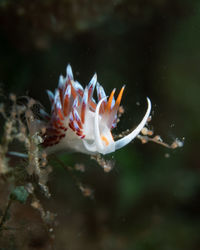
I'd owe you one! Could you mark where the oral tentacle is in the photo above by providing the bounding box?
[96,82,107,113]
[115,97,151,150]
[94,97,107,151]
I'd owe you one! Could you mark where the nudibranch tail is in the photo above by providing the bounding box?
[42,64,151,155]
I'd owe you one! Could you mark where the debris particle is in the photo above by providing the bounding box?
[171,138,184,149]
[141,127,148,135]
[136,101,140,106]
[79,185,93,198]
[91,154,114,172]
[75,163,85,172]
[165,153,170,158]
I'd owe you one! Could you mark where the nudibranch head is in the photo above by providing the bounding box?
[41,64,151,155]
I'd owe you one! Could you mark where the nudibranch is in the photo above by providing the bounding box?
[41,65,151,155]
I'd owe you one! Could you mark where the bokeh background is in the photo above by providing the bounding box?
[0,0,200,249]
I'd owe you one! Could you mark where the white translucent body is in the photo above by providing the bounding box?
[46,97,151,155]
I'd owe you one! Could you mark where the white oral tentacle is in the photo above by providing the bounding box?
[115,97,151,151]
[94,97,107,151]
[83,97,107,154]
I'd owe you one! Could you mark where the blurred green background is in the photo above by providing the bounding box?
[0,0,200,249]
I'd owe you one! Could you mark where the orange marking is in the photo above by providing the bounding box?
[69,80,77,99]
[88,85,93,98]
[100,101,106,114]
[59,89,63,108]
[63,95,69,116]
[57,108,64,120]
[53,119,62,128]
[89,99,96,110]
[81,102,86,124]
[101,135,109,146]
[69,122,75,131]
[115,86,125,109]
[106,89,116,113]
[77,89,83,97]
[72,111,83,129]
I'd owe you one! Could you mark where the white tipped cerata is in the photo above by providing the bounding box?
[42,64,151,155]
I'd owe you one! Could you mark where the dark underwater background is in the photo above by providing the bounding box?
[0,0,200,249]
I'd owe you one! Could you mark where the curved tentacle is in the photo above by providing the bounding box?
[115,97,151,150]
[94,97,107,151]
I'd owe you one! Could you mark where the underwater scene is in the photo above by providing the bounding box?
[0,0,200,249]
